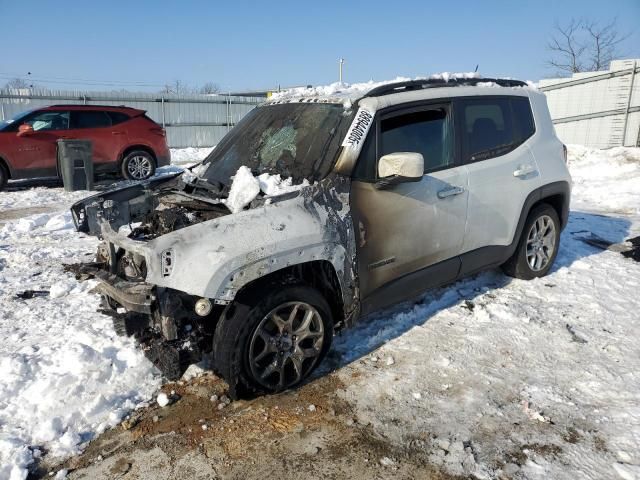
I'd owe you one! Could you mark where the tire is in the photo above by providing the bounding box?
[121,150,156,181]
[0,162,8,190]
[502,203,560,280]
[213,285,334,399]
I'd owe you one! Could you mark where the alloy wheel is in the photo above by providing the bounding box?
[248,301,325,390]
[526,214,556,271]
[127,155,152,179]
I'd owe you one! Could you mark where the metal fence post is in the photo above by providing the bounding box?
[622,61,637,147]
[161,96,166,128]
[226,93,231,132]
[0,102,4,121]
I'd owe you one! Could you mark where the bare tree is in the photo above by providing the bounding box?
[547,19,587,74]
[161,80,193,95]
[199,82,220,95]
[547,18,630,75]
[4,77,31,89]
[584,19,629,71]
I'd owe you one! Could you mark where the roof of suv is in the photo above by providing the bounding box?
[267,74,534,105]
[43,104,144,113]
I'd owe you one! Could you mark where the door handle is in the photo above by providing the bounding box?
[112,131,126,136]
[437,186,465,199]
[513,164,537,178]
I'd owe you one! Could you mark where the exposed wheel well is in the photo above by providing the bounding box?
[532,193,567,227]
[120,145,157,165]
[233,260,345,328]
[0,157,10,179]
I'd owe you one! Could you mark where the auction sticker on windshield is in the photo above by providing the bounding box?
[341,108,374,151]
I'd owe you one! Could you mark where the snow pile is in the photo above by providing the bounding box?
[169,147,214,167]
[257,172,311,196]
[0,188,89,213]
[269,72,482,102]
[567,144,640,214]
[223,166,311,213]
[224,166,261,213]
[0,207,160,478]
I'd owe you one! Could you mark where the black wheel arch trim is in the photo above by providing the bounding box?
[459,180,570,277]
[0,155,14,179]
[517,180,570,238]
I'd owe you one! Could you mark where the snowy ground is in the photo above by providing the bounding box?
[0,147,210,480]
[333,145,640,480]
[0,146,639,479]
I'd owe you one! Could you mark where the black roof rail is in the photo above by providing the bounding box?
[49,104,135,108]
[363,77,528,98]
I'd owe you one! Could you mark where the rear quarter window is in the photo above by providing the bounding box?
[71,111,112,129]
[108,111,131,125]
[511,97,536,142]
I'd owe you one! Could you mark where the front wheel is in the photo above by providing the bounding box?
[502,203,560,279]
[213,285,334,398]
[121,150,156,180]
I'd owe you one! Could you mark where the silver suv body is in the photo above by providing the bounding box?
[72,77,571,396]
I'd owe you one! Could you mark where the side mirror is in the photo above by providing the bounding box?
[17,124,34,137]
[376,152,424,188]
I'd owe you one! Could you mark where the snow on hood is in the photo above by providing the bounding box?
[223,166,311,214]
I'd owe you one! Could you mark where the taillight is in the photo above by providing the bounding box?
[562,144,568,163]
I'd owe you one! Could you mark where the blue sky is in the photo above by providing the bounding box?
[1,0,639,92]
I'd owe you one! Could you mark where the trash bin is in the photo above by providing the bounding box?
[57,140,94,191]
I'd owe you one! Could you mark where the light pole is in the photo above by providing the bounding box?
[339,58,345,84]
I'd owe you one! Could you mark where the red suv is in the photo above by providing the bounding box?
[0,105,171,189]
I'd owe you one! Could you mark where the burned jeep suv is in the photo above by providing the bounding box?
[72,77,571,396]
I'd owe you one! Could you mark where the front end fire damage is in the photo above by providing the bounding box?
[69,171,359,379]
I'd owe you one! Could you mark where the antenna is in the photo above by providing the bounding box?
[474,64,479,72]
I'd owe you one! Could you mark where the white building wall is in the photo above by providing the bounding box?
[539,59,640,148]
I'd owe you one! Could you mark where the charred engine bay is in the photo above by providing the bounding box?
[129,191,229,240]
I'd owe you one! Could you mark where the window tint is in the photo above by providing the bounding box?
[25,111,69,131]
[459,97,515,162]
[511,97,535,142]
[108,111,131,125]
[70,111,112,129]
[380,107,452,173]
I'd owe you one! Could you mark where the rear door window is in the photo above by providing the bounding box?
[457,97,516,163]
[70,111,112,129]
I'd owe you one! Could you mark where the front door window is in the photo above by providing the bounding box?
[25,111,70,131]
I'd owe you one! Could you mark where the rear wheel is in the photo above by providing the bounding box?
[121,150,156,180]
[502,203,560,279]
[0,162,8,190]
[213,285,333,398]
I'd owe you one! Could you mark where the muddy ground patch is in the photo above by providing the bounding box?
[38,372,462,480]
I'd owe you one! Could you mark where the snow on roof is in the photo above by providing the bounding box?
[267,72,536,105]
